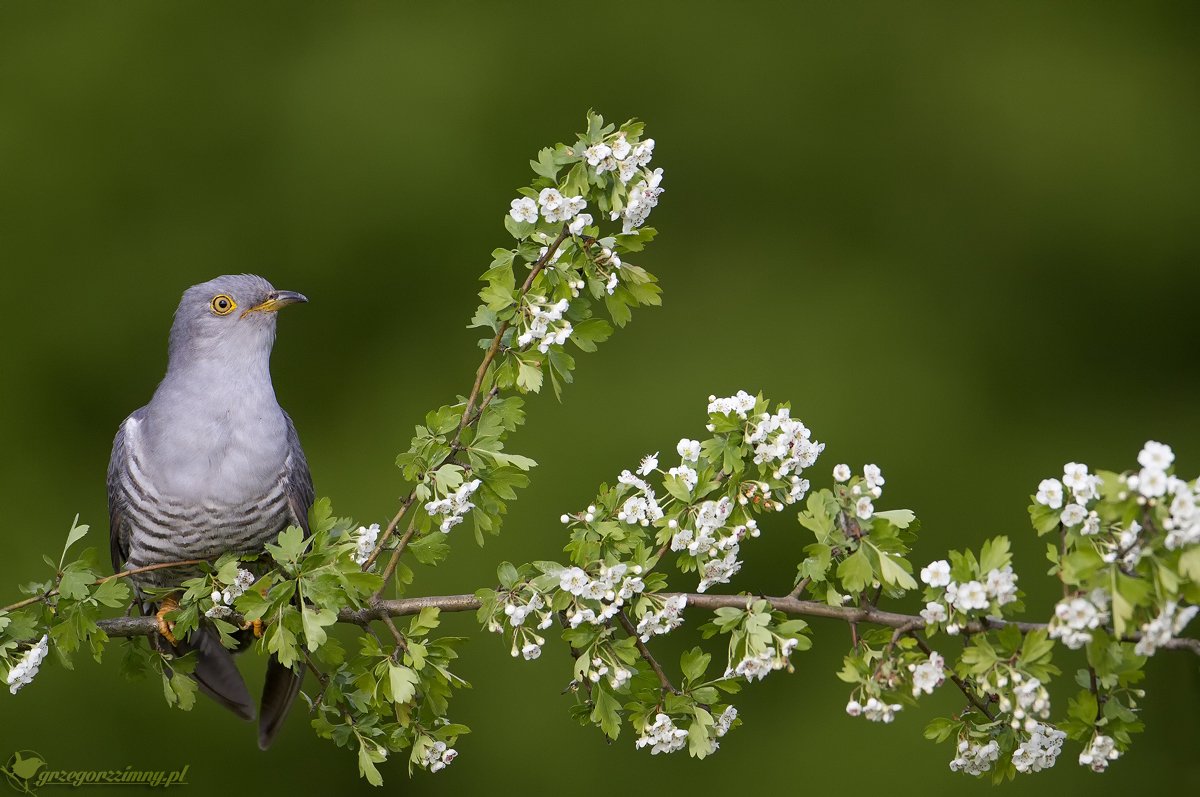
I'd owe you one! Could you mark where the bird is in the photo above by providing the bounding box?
[107,274,313,749]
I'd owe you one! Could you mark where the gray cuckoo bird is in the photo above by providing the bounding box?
[107,274,313,749]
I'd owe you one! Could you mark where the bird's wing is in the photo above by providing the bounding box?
[280,410,315,534]
[259,409,314,749]
[107,407,147,573]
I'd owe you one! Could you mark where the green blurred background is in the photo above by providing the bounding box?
[1,1,1197,793]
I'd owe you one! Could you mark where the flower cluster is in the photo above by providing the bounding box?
[424,478,482,533]
[1035,461,1102,527]
[634,713,689,755]
[1011,722,1067,773]
[845,696,903,723]
[908,650,945,696]
[949,738,1001,775]
[417,740,458,773]
[1134,601,1198,657]
[5,634,48,694]
[509,188,588,226]
[620,167,664,233]
[727,637,802,682]
[834,462,884,519]
[558,562,646,629]
[1047,590,1110,649]
[919,557,1018,633]
[486,583,554,661]
[706,390,757,420]
[516,296,572,354]
[205,567,256,619]
[748,407,823,490]
[351,523,380,566]
[1079,734,1121,772]
[634,594,687,642]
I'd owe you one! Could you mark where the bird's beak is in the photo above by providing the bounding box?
[242,290,308,317]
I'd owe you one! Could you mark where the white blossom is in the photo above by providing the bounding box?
[1134,601,1198,657]
[920,560,951,588]
[984,566,1018,606]
[949,739,1000,776]
[1060,502,1087,527]
[1137,441,1174,472]
[509,196,538,224]
[568,212,593,235]
[635,713,690,755]
[424,479,482,533]
[1035,478,1064,510]
[6,635,49,694]
[351,523,380,566]
[677,438,701,463]
[1079,734,1121,772]
[559,567,590,595]
[636,595,687,641]
[707,390,756,419]
[833,463,851,483]
[855,496,874,520]
[638,452,659,476]
[910,651,945,696]
[951,580,989,612]
[920,601,947,626]
[1049,593,1108,649]
[419,740,458,773]
[1012,722,1066,773]
[668,465,698,492]
[713,705,737,737]
[583,143,612,166]
[861,696,903,723]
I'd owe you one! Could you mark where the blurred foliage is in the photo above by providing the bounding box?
[0,1,1197,795]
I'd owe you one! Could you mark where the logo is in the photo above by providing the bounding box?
[1,752,188,794]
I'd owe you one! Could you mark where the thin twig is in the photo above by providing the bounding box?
[909,631,995,720]
[2,558,211,613]
[617,611,679,695]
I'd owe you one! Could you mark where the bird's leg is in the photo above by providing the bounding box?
[155,593,181,645]
[241,618,264,638]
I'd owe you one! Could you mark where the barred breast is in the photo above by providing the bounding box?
[112,414,300,590]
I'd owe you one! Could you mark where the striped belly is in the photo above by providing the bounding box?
[122,486,295,589]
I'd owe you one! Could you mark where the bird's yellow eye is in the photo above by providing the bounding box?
[210,294,237,316]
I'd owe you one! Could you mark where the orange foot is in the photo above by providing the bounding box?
[240,618,264,638]
[156,594,181,645]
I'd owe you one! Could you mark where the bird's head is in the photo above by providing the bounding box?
[167,274,307,368]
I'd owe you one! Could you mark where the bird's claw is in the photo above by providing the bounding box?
[156,595,181,645]
[241,618,264,638]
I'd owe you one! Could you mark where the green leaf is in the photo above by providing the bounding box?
[590,684,622,740]
[91,578,130,608]
[873,509,915,528]
[61,517,89,563]
[876,548,917,591]
[516,359,543,393]
[301,605,337,651]
[979,536,1012,574]
[357,743,384,787]
[680,647,710,683]
[389,663,419,704]
[837,548,873,594]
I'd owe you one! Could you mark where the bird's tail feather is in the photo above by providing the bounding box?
[153,625,256,721]
[258,656,305,750]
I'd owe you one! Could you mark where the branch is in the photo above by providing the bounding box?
[617,611,679,695]
[89,590,1200,656]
